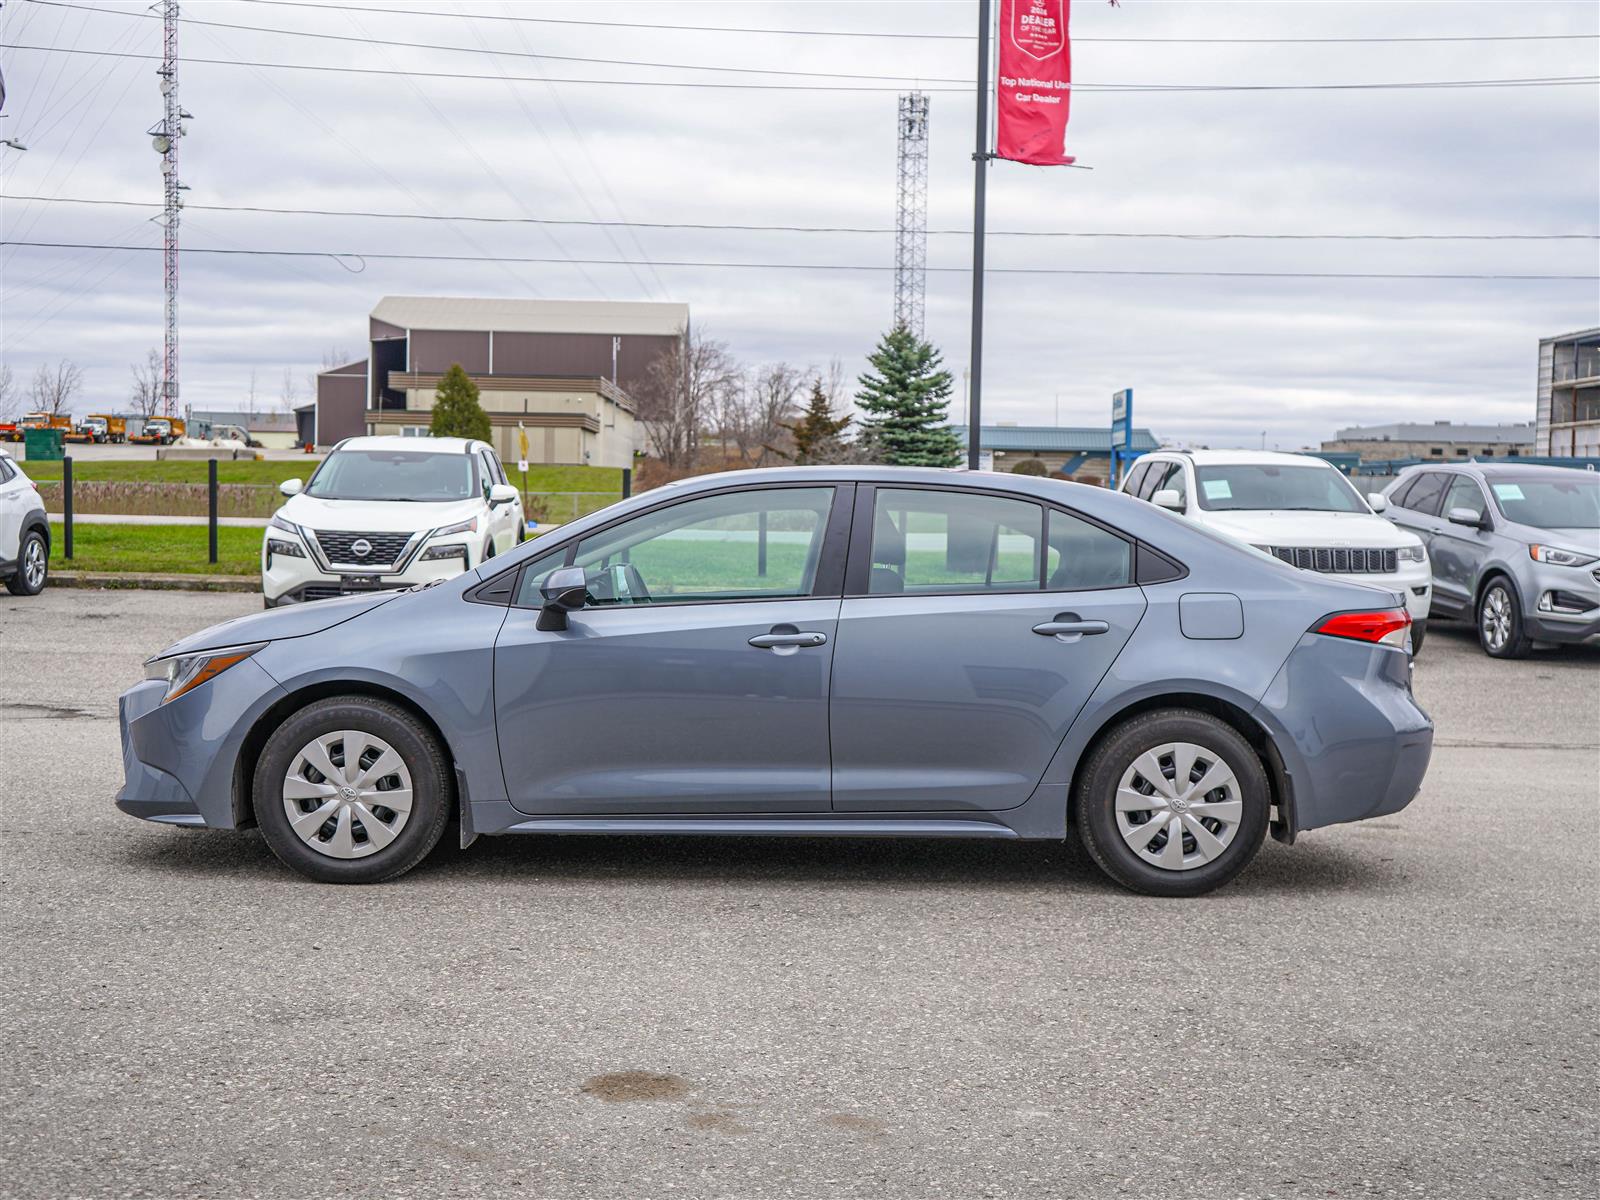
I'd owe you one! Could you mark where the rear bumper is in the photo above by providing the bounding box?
[1254,633,1434,835]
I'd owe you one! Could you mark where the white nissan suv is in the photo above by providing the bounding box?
[263,435,525,607]
[1119,449,1434,651]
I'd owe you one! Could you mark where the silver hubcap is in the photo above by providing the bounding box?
[22,538,45,588]
[1481,587,1511,651]
[1115,741,1244,872]
[282,730,414,859]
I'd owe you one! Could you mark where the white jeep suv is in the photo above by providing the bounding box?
[1119,449,1434,650]
[264,436,525,607]
[0,448,50,596]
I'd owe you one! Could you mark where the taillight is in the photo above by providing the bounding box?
[1315,608,1412,648]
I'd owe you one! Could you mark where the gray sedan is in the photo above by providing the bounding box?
[117,467,1433,896]
[1381,463,1600,657]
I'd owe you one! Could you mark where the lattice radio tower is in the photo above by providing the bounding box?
[148,0,188,417]
[894,92,930,338]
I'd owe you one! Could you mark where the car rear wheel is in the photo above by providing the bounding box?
[6,529,47,596]
[1074,709,1269,897]
[253,697,451,883]
[1477,579,1532,659]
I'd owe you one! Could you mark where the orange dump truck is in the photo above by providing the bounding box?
[129,416,186,445]
[64,414,129,444]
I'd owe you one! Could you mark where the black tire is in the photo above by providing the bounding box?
[516,521,526,544]
[1477,577,1532,659]
[253,697,452,884]
[482,536,495,563]
[1073,709,1270,898]
[1409,617,1427,656]
[5,528,48,596]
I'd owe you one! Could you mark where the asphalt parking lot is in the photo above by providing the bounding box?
[2,588,1596,1199]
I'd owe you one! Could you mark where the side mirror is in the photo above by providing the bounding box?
[489,482,519,507]
[1367,493,1389,513]
[1151,488,1184,512]
[536,566,589,631]
[279,478,304,497]
[1446,505,1485,529]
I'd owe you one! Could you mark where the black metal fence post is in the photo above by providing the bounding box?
[63,455,74,561]
[621,467,632,500]
[208,458,219,565]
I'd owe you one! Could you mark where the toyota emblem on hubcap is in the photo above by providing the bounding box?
[351,539,372,557]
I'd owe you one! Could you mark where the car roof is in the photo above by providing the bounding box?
[1143,448,1334,468]
[333,435,480,454]
[1399,461,1595,479]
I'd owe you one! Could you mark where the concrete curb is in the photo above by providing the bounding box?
[51,571,260,593]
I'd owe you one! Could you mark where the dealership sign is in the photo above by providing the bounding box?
[1111,388,1132,450]
[995,0,1075,166]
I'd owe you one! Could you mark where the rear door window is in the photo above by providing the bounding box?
[1045,509,1133,590]
[867,488,1043,595]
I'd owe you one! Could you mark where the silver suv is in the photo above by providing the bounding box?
[1381,463,1599,657]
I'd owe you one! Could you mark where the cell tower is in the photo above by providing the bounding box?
[148,0,188,417]
[894,92,930,338]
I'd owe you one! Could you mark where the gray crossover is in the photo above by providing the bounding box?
[1380,463,1600,657]
[117,467,1434,896]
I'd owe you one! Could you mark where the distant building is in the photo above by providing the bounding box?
[1536,327,1600,457]
[1321,420,1533,463]
[953,424,1160,480]
[314,296,689,467]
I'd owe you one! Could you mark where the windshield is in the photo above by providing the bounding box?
[1486,475,1600,530]
[306,449,476,502]
[1194,464,1367,513]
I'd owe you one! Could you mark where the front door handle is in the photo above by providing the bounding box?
[749,630,828,649]
[1033,618,1110,640]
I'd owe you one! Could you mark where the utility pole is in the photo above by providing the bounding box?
[894,92,930,338]
[967,0,992,471]
[149,0,188,419]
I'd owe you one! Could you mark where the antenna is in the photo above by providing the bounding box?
[894,92,929,338]
[148,0,186,418]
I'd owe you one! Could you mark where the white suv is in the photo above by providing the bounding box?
[264,436,525,607]
[0,448,49,596]
[1119,449,1434,650]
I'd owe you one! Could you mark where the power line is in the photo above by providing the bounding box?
[4,240,1594,281]
[232,0,1600,45]
[6,42,1597,94]
[7,194,1594,242]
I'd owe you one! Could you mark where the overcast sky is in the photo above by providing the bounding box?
[2,0,1596,448]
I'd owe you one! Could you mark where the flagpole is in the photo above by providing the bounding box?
[967,0,991,472]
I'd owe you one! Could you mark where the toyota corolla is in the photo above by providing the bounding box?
[117,467,1433,896]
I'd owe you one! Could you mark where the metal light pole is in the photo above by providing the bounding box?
[149,0,185,419]
[967,0,992,470]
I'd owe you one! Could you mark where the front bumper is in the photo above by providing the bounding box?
[263,538,474,605]
[1255,632,1434,836]
[114,658,287,829]
[1522,562,1600,645]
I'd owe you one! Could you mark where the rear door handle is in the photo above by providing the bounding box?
[1033,619,1110,640]
[749,631,828,649]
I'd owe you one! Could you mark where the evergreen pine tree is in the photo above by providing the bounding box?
[854,326,961,467]
[782,379,853,464]
[430,362,492,442]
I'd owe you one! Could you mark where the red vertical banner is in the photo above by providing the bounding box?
[995,0,1074,166]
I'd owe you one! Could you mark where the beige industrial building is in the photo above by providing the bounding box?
[1321,420,1534,462]
[1537,327,1600,457]
[314,296,688,468]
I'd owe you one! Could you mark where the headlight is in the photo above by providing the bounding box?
[420,543,468,562]
[266,537,305,559]
[1397,545,1427,563]
[1530,544,1597,568]
[269,513,303,536]
[143,643,266,704]
[432,516,478,538]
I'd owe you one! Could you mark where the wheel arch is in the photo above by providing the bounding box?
[230,679,458,828]
[1065,690,1297,844]
[1473,565,1519,612]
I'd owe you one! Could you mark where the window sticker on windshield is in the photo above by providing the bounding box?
[1491,483,1525,501]
[1203,480,1232,500]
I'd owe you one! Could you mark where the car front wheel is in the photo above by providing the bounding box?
[5,529,48,596]
[253,697,452,883]
[1478,578,1532,659]
[1074,709,1269,897]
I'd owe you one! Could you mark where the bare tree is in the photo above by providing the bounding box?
[320,346,353,370]
[0,364,17,422]
[717,362,805,467]
[279,368,301,418]
[245,366,260,423]
[629,326,740,471]
[29,359,84,417]
[129,350,163,420]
